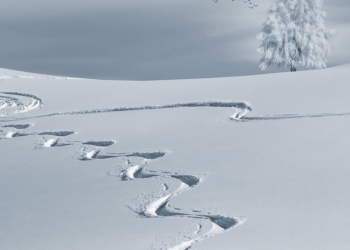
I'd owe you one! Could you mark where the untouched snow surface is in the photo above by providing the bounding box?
[1,65,350,250]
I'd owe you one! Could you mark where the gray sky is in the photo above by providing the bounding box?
[0,0,349,80]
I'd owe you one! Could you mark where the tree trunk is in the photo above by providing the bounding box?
[291,66,297,72]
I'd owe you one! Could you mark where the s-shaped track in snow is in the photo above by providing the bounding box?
[0,91,250,249]
[118,156,246,250]
[4,90,350,249]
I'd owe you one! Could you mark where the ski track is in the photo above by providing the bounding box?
[0,94,246,249]
[5,91,350,249]
[82,141,116,147]
[3,91,350,124]
[1,123,32,129]
[1,130,75,139]
[119,159,245,250]
[0,122,76,140]
[1,118,244,249]
[0,101,252,123]
[0,92,43,116]
[85,146,245,250]
[230,112,350,122]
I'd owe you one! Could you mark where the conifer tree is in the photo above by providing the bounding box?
[257,0,334,72]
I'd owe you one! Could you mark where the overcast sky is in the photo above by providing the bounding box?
[0,0,349,80]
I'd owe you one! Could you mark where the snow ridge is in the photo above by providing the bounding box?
[0,75,81,80]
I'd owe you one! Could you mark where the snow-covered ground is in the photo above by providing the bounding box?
[1,65,350,250]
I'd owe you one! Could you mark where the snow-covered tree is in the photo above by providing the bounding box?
[257,0,334,72]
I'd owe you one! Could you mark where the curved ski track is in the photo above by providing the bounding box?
[2,91,350,123]
[1,120,244,249]
[3,91,350,249]
[0,100,252,123]
[119,159,245,250]
[0,92,250,249]
[0,92,43,116]
[75,146,245,249]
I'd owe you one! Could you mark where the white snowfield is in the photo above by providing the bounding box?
[1,65,350,250]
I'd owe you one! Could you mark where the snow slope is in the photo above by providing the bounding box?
[1,65,350,250]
